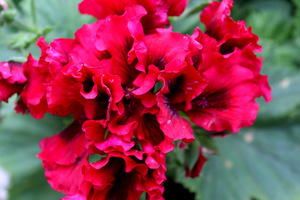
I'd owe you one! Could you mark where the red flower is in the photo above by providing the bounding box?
[200,0,261,54]
[18,37,76,119]
[155,65,206,143]
[77,151,164,200]
[184,1,272,133]
[82,116,167,200]
[47,66,123,121]
[132,27,202,96]
[37,118,91,195]
[199,0,271,102]
[107,101,175,154]
[187,64,260,133]
[0,62,27,102]
[78,0,188,33]
[93,5,146,86]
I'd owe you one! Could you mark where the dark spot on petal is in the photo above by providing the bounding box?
[192,51,202,70]
[220,38,251,54]
[163,96,179,118]
[99,50,112,59]
[124,38,134,54]
[195,97,208,109]
[60,119,84,142]
[193,88,231,110]
[83,78,94,93]
[8,61,23,69]
[165,75,184,100]
[105,158,132,200]
[93,92,110,119]
[153,56,167,70]
[140,114,165,146]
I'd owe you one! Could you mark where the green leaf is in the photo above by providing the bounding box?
[0,9,18,24]
[0,43,26,62]
[28,0,95,42]
[5,31,38,49]
[184,140,200,170]
[0,108,66,200]
[0,0,95,61]
[175,126,300,200]
[293,0,300,38]
[246,10,293,43]
[253,40,300,123]
[193,126,219,153]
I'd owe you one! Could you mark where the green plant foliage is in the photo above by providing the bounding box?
[175,126,300,200]
[171,0,210,34]
[0,0,94,61]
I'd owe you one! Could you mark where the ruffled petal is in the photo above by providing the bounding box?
[187,65,260,133]
[0,62,27,102]
[78,0,188,33]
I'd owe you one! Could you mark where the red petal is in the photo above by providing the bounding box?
[0,62,27,102]
[42,153,88,195]
[156,94,194,142]
[37,119,89,165]
[188,65,260,133]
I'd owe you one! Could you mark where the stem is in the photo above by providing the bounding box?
[30,0,38,32]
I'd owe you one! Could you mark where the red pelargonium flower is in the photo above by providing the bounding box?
[83,118,168,184]
[78,0,188,33]
[82,100,174,155]
[93,5,146,86]
[185,5,271,133]
[106,100,175,154]
[155,65,207,142]
[187,64,260,133]
[73,5,200,147]
[132,27,201,96]
[0,62,27,102]
[201,0,261,54]
[37,118,91,195]
[199,0,272,102]
[63,150,165,200]
[18,37,76,119]
[47,65,124,121]
[82,117,168,197]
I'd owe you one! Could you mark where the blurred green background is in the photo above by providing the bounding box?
[0,0,300,199]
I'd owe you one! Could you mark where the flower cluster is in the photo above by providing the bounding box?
[0,0,271,199]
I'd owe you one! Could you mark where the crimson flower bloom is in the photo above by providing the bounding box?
[0,62,27,102]
[200,0,271,102]
[37,117,90,195]
[182,0,271,133]
[15,37,76,118]
[59,135,166,200]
